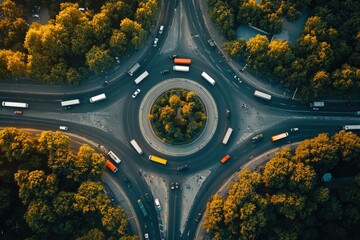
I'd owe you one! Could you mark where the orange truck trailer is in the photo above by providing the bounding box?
[106,160,118,173]
[220,155,231,164]
[173,58,191,65]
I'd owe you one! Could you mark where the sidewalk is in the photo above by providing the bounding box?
[198,0,291,99]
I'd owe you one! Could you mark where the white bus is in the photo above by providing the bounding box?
[222,127,233,145]
[134,71,149,84]
[2,101,28,108]
[60,99,80,107]
[108,151,121,164]
[128,63,141,76]
[201,72,216,86]
[173,65,190,72]
[89,93,107,103]
[130,139,143,154]
[343,125,360,130]
[254,90,272,101]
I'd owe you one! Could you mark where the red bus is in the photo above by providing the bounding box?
[173,58,191,65]
[220,155,230,164]
[106,160,118,172]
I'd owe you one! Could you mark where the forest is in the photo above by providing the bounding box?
[0,128,136,240]
[208,0,360,100]
[0,0,159,84]
[203,130,360,239]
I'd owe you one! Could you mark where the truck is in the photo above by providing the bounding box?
[128,63,141,76]
[137,199,148,217]
[2,101,28,108]
[271,132,289,142]
[108,151,121,164]
[149,155,167,165]
[106,160,118,173]
[134,71,149,84]
[222,127,233,145]
[254,90,271,101]
[173,58,191,65]
[220,154,230,164]
[343,125,360,130]
[130,139,143,154]
[60,99,80,107]
[310,101,324,107]
[201,72,216,85]
[89,93,107,103]
[173,65,190,72]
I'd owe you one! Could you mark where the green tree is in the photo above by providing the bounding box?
[120,18,147,49]
[24,200,55,234]
[203,194,224,233]
[73,181,109,214]
[223,38,246,60]
[246,34,269,73]
[76,228,106,240]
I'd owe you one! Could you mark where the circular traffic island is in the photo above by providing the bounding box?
[139,78,218,156]
[148,89,207,144]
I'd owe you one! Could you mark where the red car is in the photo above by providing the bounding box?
[14,110,23,115]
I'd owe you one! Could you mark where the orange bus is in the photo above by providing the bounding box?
[106,160,118,172]
[220,155,230,164]
[173,58,191,65]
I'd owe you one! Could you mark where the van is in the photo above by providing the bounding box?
[159,25,164,34]
[155,198,161,211]
[59,126,68,131]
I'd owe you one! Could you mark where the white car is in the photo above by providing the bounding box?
[153,38,158,47]
[159,25,164,35]
[144,233,149,240]
[59,126,68,131]
[155,198,162,211]
[290,128,299,132]
[132,89,141,98]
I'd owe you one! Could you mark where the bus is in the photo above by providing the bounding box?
[106,160,118,173]
[137,199,148,217]
[2,101,28,108]
[173,58,191,65]
[173,65,190,72]
[254,90,272,101]
[271,132,289,142]
[130,139,143,154]
[343,125,360,130]
[108,151,121,164]
[60,99,80,107]
[128,62,140,76]
[201,72,216,86]
[89,93,107,103]
[134,71,149,84]
[149,155,167,165]
[220,154,230,164]
[222,127,233,145]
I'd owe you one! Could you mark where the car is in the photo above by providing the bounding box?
[312,108,319,111]
[226,109,230,118]
[144,233,149,240]
[195,212,202,222]
[208,39,216,48]
[144,193,151,202]
[153,38,158,47]
[175,182,179,189]
[227,69,235,77]
[252,134,263,143]
[122,176,131,188]
[132,88,141,98]
[159,25,164,34]
[160,69,169,74]
[355,111,360,116]
[32,14,40,19]
[234,75,243,83]
[155,198,162,211]
[59,126,68,131]
[64,106,72,110]
[291,128,299,132]
[170,182,175,190]
[169,54,177,59]
[14,110,23,115]
[177,165,188,171]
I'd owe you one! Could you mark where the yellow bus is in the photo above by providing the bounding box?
[149,155,167,165]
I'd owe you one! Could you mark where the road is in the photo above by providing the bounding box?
[1,0,360,240]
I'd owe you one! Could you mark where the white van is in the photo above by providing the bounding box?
[59,126,68,131]
[154,198,161,211]
[159,25,164,35]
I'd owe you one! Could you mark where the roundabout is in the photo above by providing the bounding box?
[139,78,219,156]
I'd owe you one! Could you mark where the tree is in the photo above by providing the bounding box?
[100,206,127,235]
[135,0,159,30]
[246,34,269,73]
[120,18,147,50]
[223,38,246,60]
[332,130,360,166]
[86,45,115,74]
[73,181,109,214]
[76,228,106,240]
[110,29,128,55]
[169,95,181,109]
[24,200,55,234]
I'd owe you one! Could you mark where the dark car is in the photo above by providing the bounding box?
[177,165,188,171]
[144,193,151,202]
[195,212,202,222]
[252,134,263,143]
[64,106,72,110]
[123,176,131,188]
[160,69,170,74]
[227,69,235,77]
[170,182,175,190]
[170,54,178,59]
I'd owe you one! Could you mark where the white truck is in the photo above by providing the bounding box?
[310,101,324,107]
